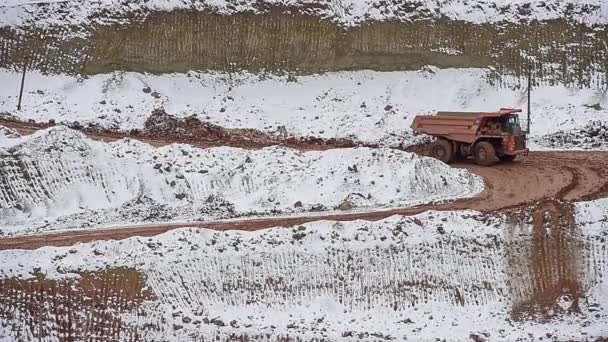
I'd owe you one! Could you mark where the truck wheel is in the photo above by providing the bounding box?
[430,139,454,163]
[499,154,516,162]
[474,141,497,166]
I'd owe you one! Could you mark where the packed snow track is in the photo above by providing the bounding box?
[1,150,607,250]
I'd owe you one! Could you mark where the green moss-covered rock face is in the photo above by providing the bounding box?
[1,10,606,86]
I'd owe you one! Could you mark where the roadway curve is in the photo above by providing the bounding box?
[1,150,608,250]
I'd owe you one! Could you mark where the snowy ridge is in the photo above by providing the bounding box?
[0,125,482,235]
[1,201,607,341]
[1,0,607,29]
[0,128,142,227]
[1,68,606,148]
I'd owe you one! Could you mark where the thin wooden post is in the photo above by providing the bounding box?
[17,57,28,111]
[527,63,532,134]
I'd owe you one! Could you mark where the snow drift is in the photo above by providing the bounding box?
[1,68,606,149]
[0,126,482,235]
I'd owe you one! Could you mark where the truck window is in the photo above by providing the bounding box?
[506,116,519,125]
[502,115,521,133]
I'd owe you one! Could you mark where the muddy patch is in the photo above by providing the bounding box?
[505,199,585,320]
[0,267,153,341]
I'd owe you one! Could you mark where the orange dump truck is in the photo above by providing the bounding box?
[411,108,529,166]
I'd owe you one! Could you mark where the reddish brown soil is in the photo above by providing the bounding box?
[508,199,583,320]
[0,111,362,151]
[0,267,152,341]
[1,149,607,251]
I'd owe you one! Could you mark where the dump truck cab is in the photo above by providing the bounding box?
[411,108,529,166]
[481,114,521,134]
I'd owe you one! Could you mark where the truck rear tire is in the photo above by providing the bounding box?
[499,154,516,162]
[474,141,497,166]
[430,139,454,163]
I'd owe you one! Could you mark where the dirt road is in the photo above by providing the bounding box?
[1,149,607,250]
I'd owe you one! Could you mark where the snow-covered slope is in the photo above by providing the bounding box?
[1,0,607,29]
[2,68,606,148]
[0,126,482,235]
[1,200,607,341]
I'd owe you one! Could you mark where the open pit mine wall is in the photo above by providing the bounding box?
[1,10,607,87]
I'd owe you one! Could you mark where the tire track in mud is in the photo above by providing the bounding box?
[505,199,583,320]
[501,159,600,320]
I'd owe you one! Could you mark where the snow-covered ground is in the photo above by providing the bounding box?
[1,199,607,341]
[2,68,606,148]
[531,120,608,150]
[0,125,482,236]
[1,0,607,30]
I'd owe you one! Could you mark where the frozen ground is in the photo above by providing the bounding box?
[1,68,606,148]
[531,120,608,151]
[1,199,607,341]
[0,125,482,236]
[1,0,607,30]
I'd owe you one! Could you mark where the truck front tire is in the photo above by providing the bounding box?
[474,141,497,166]
[430,139,454,163]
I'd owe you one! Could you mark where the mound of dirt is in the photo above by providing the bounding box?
[142,109,268,146]
[140,109,358,150]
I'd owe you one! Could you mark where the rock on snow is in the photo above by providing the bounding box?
[533,120,608,150]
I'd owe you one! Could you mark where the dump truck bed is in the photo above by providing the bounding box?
[411,108,522,144]
[411,114,480,144]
